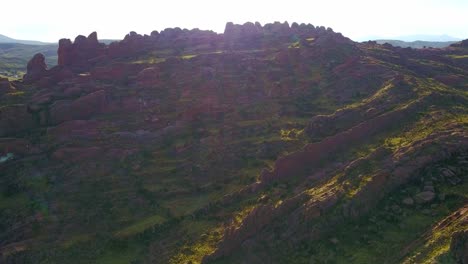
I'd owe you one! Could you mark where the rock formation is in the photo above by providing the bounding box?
[23,53,47,84]
[58,32,105,71]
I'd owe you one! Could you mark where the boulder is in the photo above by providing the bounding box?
[414,191,436,204]
[49,90,106,124]
[402,197,414,206]
[423,185,435,192]
[23,53,47,84]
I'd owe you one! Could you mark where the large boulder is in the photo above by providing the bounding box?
[23,53,48,84]
[49,90,107,125]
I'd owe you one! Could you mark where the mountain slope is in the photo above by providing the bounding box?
[0,34,51,45]
[0,23,467,264]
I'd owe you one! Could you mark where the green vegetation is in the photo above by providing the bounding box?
[114,215,166,238]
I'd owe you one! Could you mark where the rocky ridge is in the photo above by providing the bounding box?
[0,21,467,263]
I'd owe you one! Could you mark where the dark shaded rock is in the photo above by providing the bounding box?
[23,53,47,84]
[58,32,105,71]
[49,90,106,124]
[402,197,414,206]
[414,191,436,204]
[423,185,435,192]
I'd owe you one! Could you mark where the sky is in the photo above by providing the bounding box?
[2,0,467,42]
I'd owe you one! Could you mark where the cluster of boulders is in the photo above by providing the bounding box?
[400,155,467,216]
[58,32,105,71]
[224,21,340,50]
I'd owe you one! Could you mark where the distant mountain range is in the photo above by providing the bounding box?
[0,34,52,45]
[392,34,461,42]
[356,34,462,42]
[0,34,118,45]
[373,40,457,49]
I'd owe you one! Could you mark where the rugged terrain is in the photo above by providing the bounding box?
[0,22,467,263]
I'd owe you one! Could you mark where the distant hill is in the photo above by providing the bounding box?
[374,39,456,49]
[394,34,461,42]
[0,34,52,45]
[100,39,120,44]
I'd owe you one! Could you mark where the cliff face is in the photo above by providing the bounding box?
[1,22,467,264]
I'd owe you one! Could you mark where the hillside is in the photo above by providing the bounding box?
[0,22,467,264]
[0,34,52,45]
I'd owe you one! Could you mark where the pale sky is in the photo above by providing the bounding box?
[2,0,467,42]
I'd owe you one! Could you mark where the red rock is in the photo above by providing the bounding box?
[23,53,47,84]
[58,32,105,71]
[49,90,107,124]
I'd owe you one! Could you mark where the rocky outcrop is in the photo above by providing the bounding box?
[23,53,47,84]
[222,21,342,50]
[58,32,106,71]
[261,95,430,184]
